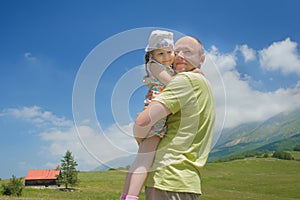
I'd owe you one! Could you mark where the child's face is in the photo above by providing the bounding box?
[150,49,174,67]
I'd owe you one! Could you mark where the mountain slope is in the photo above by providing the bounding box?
[256,133,300,152]
[209,109,300,161]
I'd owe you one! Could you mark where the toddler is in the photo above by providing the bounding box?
[121,30,175,200]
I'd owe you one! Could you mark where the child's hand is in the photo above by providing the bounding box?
[192,68,205,76]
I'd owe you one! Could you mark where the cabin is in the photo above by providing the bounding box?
[25,169,60,187]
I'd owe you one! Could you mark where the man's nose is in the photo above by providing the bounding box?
[175,50,185,58]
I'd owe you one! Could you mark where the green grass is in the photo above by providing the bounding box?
[1,158,299,200]
[291,151,300,160]
[200,158,300,200]
[1,170,135,200]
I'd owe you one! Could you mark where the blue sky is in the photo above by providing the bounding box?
[1,0,300,179]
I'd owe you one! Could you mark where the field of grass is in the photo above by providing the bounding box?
[200,158,300,200]
[1,158,299,200]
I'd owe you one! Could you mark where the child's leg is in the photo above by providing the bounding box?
[121,172,131,199]
[127,136,160,197]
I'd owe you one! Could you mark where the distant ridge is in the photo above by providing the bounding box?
[256,133,300,152]
[92,109,300,170]
[209,109,300,161]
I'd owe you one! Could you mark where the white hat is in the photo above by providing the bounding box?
[145,30,174,52]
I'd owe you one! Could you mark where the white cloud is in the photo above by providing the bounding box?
[40,123,138,171]
[238,44,256,62]
[1,106,138,171]
[205,43,300,128]
[207,45,237,73]
[1,106,73,128]
[259,38,300,75]
[40,126,98,170]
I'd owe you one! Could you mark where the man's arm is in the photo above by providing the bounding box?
[134,101,171,144]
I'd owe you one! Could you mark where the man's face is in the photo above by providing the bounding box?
[173,37,203,73]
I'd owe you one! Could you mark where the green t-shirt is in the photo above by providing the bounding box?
[145,72,216,194]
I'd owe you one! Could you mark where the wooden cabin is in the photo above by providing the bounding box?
[25,169,60,187]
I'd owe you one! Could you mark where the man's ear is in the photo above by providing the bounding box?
[200,54,205,65]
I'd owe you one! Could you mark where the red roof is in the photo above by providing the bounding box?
[25,170,60,180]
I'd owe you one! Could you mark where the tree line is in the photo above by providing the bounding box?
[213,145,300,163]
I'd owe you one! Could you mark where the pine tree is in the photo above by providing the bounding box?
[57,150,79,189]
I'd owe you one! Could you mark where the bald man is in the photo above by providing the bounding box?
[133,36,216,200]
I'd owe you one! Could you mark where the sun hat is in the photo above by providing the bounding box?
[145,30,174,52]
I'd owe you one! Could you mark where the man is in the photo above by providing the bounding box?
[134,36,216,200]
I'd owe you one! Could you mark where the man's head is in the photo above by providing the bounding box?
[173,36,205,72]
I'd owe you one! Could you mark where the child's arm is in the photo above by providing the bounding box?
[149,62,173,85]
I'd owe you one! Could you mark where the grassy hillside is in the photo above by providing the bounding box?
[215,109,300,149]
[200,158,300,200]
[1,158,299,200]
[211,109,300,159]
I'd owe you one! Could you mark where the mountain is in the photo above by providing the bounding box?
[93,155,136,171]
[209,109,300,161]
[255,133,300,152]
[93,109,300,170]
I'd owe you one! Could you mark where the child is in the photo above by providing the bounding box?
[120,30,175,200]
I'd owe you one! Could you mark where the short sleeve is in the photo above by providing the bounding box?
[153,73,194,114]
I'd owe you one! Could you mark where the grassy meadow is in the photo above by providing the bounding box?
[1,158,299,200]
